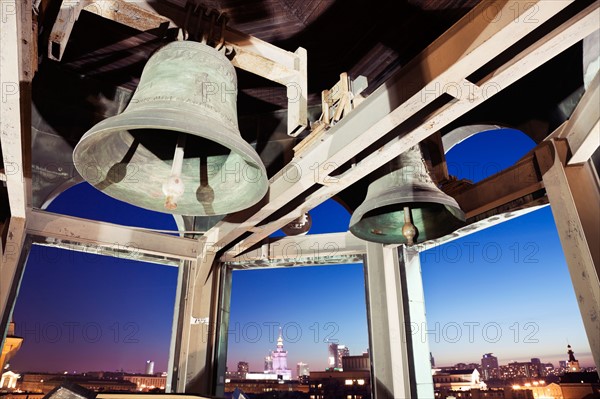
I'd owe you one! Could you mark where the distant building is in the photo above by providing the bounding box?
[481,353,499,380]
[251,328,292,381]
[337,345,350,369]
[501,362,541,379]
[237,361,249,379]
[123,374,166,391]
[224,378,309,395]
[309,370,370,399]
[566,345,580,372]
[430,352,435,368]
[560,371,600,399]
[297,362,309,377]
[297,362,309,384]
[0,371,20,389]
[0,322,23,371]
[264,355,273,372]
[342,352,370,371]
[145,360,154,375]
[559,360,567,369]
[270,328,292,379]
[326,342,350,370]
[18,373,137,394]
[327,342,339,369]
[433,369,486,393]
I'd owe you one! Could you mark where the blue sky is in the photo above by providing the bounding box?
[9,128,593,373]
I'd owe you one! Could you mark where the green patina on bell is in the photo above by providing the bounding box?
[349,145,465,245]
[73,41,268,216]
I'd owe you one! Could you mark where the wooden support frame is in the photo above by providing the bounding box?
[215,0,597,261]
[0,0,31,219]
[220,232,367,264]
[536,139,600,369]
[170,251,221,393]
[453,153,544,219]
[26,209,201,262]
[293,72,358,156]
[364,242,412,398]
[559,71,600,165]
[47,0,170,61]
[46,3,308,136]
[0,218,28,352]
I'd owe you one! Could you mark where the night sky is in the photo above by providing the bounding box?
[9,128,593,374]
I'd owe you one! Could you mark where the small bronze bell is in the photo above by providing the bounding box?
[349,145,465,245]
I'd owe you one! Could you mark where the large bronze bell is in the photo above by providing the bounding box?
[349,145,465,245]
[73,41,268,216]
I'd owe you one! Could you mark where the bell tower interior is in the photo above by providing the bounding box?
[1,0,599,398]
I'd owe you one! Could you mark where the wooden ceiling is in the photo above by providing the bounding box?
[49,0,480,114]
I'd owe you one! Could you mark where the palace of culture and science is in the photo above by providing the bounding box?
[244,328,292,381]
[264,329,292,379]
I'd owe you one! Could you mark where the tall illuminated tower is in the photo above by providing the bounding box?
[145,360,155,375]
[566,345,581,372]
[271,328,289,372]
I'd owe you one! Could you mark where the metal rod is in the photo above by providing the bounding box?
[402,206,416,246]
[163,134,187,210]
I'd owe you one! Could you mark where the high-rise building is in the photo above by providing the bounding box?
[264,355,273,372]
[145,360,155,375]
[297,362,309,383]
[337,345,350,370]
[480,353,499,380]
[559,360,567,369]
[327,342,339,369]
[271,329,289,373]
[327,342,350,370]
[247,330,292,381]
[430,352,435,368]
[237,361,249,379]
[531,357,544,376]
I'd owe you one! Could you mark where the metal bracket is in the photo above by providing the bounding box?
[46,1,308,137]
[183,5,308,137]
[294,73,368,156]
[47,0,171,61]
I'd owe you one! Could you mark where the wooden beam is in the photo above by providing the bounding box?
[224,27,297,72]
[47,0,85,61]
[0,0,29,218]
[224,29,308,136]
[286,47,308,136]
[453,153,544,218]
[48,0,170,61]
[26,209,201,262]
[216,1,596,260]
[220,232,367,263]
[83,0,170,32]
[560,71,600,165]
[536,139,600,369]
[0,217,27,350]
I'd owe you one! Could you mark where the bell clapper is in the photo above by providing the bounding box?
[163,134,187,210]
[402,206,417,246]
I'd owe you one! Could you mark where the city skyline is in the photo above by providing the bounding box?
[6,128,595,374]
